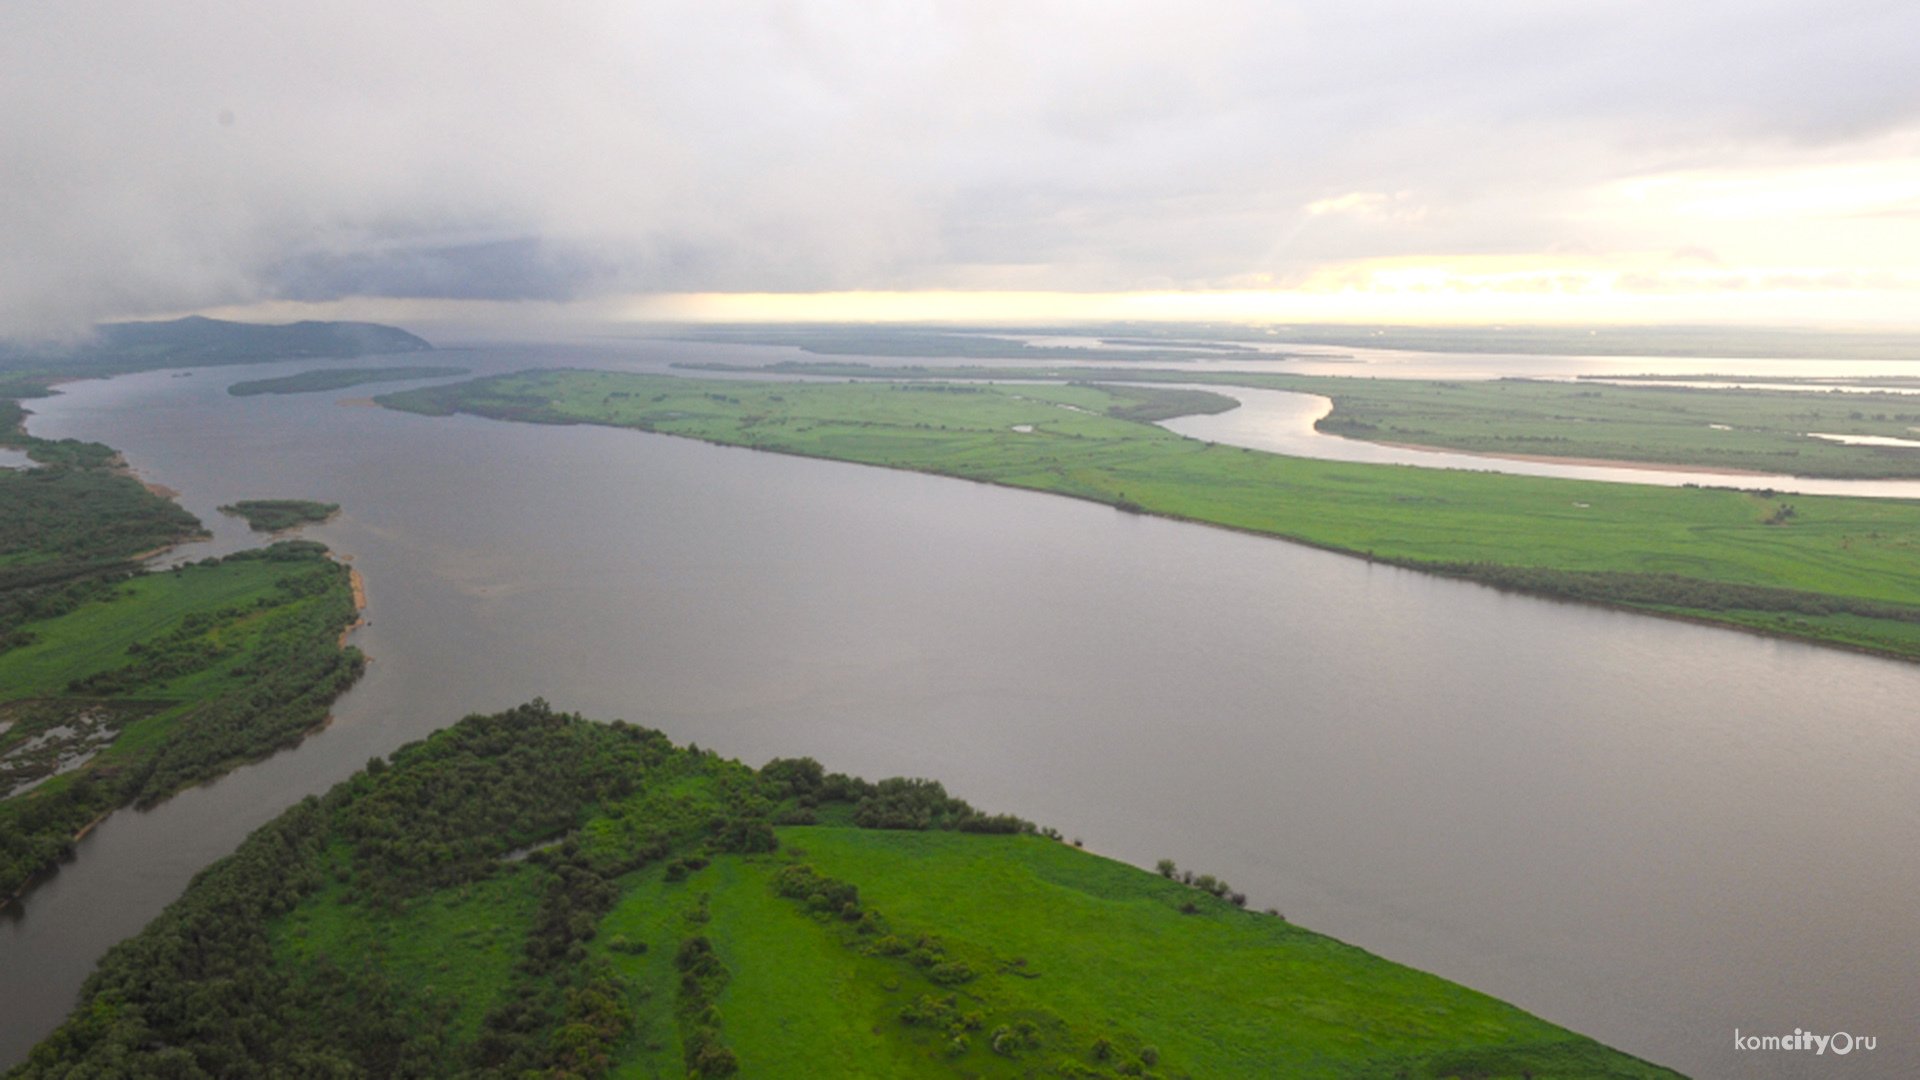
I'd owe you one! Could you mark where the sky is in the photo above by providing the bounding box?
[3,1,1918,337]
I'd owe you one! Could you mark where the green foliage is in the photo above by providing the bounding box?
[218,498,340,532]
[380,368,1920,661]
[0,404,205,643]
[703,358,1920,478]
[0,543,363,896]
[0,469,201,634]
[15,709,1680,1078]
[1092,382,1239,423]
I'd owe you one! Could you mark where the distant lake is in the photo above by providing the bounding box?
[4,337,1918,1078]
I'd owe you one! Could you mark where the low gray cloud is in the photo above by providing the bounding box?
[269,238,611,303]
[2,1,1916,335]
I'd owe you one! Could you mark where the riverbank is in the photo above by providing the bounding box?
[338,560,368,646]
[378,369,1920,663]
[0,545,367,903]
[679,360,1920,481]
[1372,440,1779,477]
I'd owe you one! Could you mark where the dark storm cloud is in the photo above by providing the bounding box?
[1,1,1916,334]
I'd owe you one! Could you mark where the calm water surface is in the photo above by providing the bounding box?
[1155,383,1920,498]
[2,340,1917,1078]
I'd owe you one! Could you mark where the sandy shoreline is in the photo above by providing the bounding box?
[338,560,369,647]
[1372,440,1777,477]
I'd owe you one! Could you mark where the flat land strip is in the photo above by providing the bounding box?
[227,364,469,396]
[380,369,1920,661]
[679,360,1920,478]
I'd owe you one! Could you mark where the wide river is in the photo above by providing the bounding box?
[4,337,1919,1078]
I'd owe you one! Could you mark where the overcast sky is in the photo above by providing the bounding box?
[4,1,1918,336]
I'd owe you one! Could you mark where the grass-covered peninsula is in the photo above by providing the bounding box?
[11,702,1676,1078]
[1,399,205,644]
[1,397,365,900]
[219,498,340,532]
[227,364,469,397]
[380,369,1920,662]
[0,540,366,899]
[678,360,1920,479]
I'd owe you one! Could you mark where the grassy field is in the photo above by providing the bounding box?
[227,364,468,396]
[0,558,292,696]
[380,369,1920,661]
[23,705,1676,1077]
[589,827,1675,1079]
[0,544,364,897]
[1,393,203,639]
[678,359,1920,478]
[1195,373,1920,479]
[1,380,366,900]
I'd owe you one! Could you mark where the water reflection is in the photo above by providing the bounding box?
[1154,384,1920,499]
[2,340,1917,1079]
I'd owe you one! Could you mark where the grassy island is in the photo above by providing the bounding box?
[219,498,340,532]
[676,360,1920,479]
[1,397,365,900]
[0,541,365,899]
[379,369,1920,662]
[12,703,1676,1078]
[227,365,469,397]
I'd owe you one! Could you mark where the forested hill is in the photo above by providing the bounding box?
[0,316,431,378]
[13,703,1678,1079]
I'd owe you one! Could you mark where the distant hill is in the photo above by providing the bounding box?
[0,316,432,378]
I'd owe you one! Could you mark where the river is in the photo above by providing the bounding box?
[1154,383,1920,499]
[3,338,1917,1078]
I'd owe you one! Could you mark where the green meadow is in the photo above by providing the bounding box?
[1126,370,1920,479]
[2,375,369,901]
[679,359,1920,478]
[20,704,1676,1078]
[602,827,1671,1079]
[379,369,1920,661]
[0,543,365,897]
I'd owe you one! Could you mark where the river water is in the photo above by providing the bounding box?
[3,338,1918,1078]
[1154,383,1920,499]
